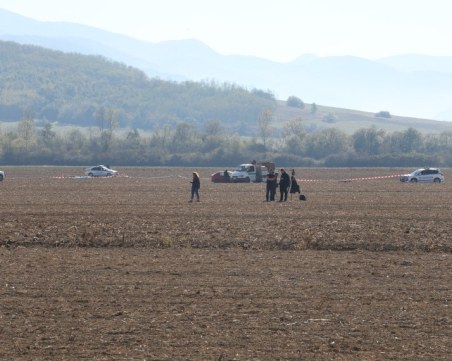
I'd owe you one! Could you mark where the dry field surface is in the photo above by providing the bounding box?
[0,166,450,360]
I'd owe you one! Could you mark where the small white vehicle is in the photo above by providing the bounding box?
[231,163,270,183]
[0,170,5,181]
[400,168,444,183]
[84,165,118,177]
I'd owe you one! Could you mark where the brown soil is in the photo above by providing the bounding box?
[0,167,450,360]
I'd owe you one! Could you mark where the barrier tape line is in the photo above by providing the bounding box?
[4,173,404,182]
[297,174,403,183]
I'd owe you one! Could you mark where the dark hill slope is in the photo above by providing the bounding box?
[2,40,452,136]
[0,40,276,133]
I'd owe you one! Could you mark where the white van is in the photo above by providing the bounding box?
[231,163,269,183]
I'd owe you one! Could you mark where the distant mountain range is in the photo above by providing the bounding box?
[1,8,452,121]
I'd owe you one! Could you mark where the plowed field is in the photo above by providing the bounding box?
[0,167,450,360]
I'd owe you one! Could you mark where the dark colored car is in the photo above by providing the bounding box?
[211,170,232,183]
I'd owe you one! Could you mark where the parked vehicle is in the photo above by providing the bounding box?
[211,170,233,183]
[400,168,444,183]
[0,170,5,181]
[84,165,118,177]
[231,162,274,183]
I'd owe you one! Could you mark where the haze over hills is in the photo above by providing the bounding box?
[3,37,452,136]
[1,8,452,121]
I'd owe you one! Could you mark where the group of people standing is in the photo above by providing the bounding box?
[190,168,301,203]
[266,168,300,202]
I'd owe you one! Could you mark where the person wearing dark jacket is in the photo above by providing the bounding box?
[265,170,277,201]
[289,169,301,199]
[189,172,201,202]
[223,169,230,182]
[278,168,290,202]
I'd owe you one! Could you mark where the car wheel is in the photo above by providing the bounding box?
[0,174,3,181]
[88,172,94,177]
[246,177,251,183]
[410,178,418,183]
[433,178,441,183]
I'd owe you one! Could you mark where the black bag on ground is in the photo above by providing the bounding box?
[299,194,307,201]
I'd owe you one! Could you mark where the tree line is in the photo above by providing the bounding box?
[2,40,451,167]
[1,114,452,167]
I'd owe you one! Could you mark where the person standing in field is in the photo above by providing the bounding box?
[278,168,290,202]
[289,169,301,199]
[266,170,277,201]
[223,169,230,182]
[189,172,201,202]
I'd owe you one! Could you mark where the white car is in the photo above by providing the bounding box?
[400,168,444,183]
[0,170,5,181]
[84,165,118,177]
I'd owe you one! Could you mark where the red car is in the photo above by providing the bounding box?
[211,170,232,183]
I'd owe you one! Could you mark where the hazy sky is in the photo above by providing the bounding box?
[1,0,451,62]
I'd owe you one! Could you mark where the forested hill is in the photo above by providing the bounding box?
[0,40,276,133]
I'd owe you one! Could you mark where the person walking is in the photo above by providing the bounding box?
[265,170,277,201]
[189,172,201,202]
[278,168,290,202]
